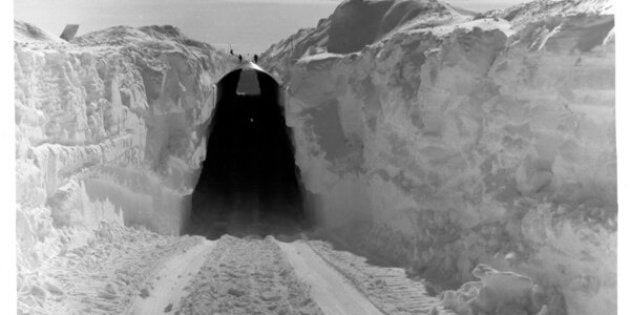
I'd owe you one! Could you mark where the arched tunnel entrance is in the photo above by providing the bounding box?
[186,62,309,238]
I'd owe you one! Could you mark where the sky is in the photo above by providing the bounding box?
[14,0,527,57]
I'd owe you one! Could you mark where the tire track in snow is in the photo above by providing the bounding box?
[307,240,453,315]
[126,240,216,315]
[178,235,323,315]
[276,239,384,315]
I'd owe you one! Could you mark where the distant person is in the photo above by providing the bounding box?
[254,54,258,63]
[230,49,234,55]
[238,54,243,63]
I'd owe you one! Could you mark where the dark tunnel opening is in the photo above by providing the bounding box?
[186,63,309,238]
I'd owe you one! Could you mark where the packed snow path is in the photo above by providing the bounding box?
[18,226,450,315]
[126,240,216,314]
[277,240,383,315]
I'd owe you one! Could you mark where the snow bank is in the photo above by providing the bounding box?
[441,264,545,314]
[262,0,615,313]
[17,222,199,314]
[15,22,234,270]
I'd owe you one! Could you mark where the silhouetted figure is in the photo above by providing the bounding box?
[238,54,243,63]
[230,49,234,55]
[254,54,258,63]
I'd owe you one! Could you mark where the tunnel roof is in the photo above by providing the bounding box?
[217,61,279,85]
[216,61,280,97]
[240,61,265,72]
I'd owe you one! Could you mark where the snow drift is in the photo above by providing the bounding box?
[261,0,616,314]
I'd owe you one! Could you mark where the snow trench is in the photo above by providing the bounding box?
[15,2,617,313]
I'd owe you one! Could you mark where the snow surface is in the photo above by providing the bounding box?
[14,22,235,314]
[262,0,615,314]
[17,223,205,314]
[126,239,216,314]
[485,0,613,26]
[278,240,385,314]
[15,0,616,314]
[413,17,516,38]
[18,226,459,315]
[15,23,235,239]
[14,20,63,43]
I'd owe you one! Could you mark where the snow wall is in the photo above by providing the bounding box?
[15,22,235,269]
[261,0,616,314]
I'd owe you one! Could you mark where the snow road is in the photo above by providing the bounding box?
[19,225,448,315]
[126,240,216,314]
[277,240,384,315]
[127,235,448,315]
[130,235,383,314]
